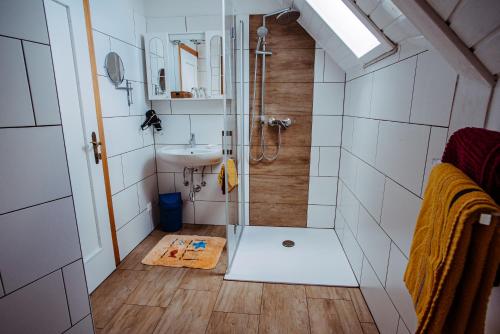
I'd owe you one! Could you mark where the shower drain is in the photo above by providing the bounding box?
[282,240,295,247]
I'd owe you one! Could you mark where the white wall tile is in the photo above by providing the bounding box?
[182,201,195,224]
[352,118,379,164]
[174,172,194,202]
[319,147,340,176]
[138,174,159,212]
[341,223,364,280]
[0,36,34,127]
[195,201,226,225]
[323,52,345,83]
[107,155,125,194]
[157,172,176,194]
[113,185,140,230]
[314,49,325,82]
[345,74,372,118]
[90,0,136,45]
[121,146,156,187]
[0,271,70,334]
[194,173,225,202]
[381,179,421,257]
[130,82,150,116]
[62,260,90,325]
[153,100,172,114]
[309,146,320,176]
[307,205,335,228]
[386,245,418,332]
[421,127,448,195]
[360,258,400,334]
[186,15,222,31]
[397,318,411,334]
[376,122,430,194]
[410,50,457,126]
[357,206,391,282]
[383,16,420,43]
[143,127,155,146]
[0,198,80,293]
[370,0,402,29]
[355,161,385,222]
[0,127,71,214]
[334,209,347,244]
[190,115,224,144]
[154,115,191,144]
[311,116,342,146]
[98,75,129,117]
[398,35,430,60]
[171,100,224,114]
[371,57,417,122]
[23,42,60,126]
[339,150,358,190]
[147,17,187,33]
[357,0,380,15]
[338,183,360,235]
[66,315,94,334]
[110,38,145,83]
[93,31,111,76]
[103,116,144,156]
[0,0,49,43]
[341,117,355,152]
[117,210,154,260]
[308,177,338,205]
[313,83,344,115]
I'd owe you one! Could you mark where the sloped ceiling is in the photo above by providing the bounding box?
[276,0,422,72]
[426,0,500,76]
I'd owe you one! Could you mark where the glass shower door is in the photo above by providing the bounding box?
[223,0,246,273]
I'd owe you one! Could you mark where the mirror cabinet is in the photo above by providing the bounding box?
[145,31,226,100]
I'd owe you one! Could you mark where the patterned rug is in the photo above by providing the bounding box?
[142,235,226,269]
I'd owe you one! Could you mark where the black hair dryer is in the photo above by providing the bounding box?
[141,109,162,131]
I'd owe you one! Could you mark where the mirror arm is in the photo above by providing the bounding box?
[115,80,134,106]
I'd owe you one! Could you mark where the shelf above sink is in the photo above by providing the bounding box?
[158,145,222,168]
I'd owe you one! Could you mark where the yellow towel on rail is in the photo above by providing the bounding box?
[217,159,238,194]
[404,163,499,334]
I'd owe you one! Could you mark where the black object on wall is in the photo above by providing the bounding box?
[141,109,162,131]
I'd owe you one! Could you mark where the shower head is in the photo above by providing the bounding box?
[275,8,300,25]
[257,25,269,38]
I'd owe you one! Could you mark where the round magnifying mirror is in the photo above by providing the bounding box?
[105,52,124,86]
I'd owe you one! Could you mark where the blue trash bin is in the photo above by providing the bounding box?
[159,192,183,232]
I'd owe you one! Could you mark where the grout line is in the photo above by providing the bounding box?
[0,195,72,217]
[408,54,419,123]
[343,114,448,128]
[1,258,82,299]
[91,28,144,51]
[419,127,433,196]
[60,268,74,326]
[0,33,49,46]
[0,272,5,296]
[0,124,61,130]
[384,242,392,288]
[20,41,37,126]
[62,313,92,333]
[107,143,155,160]
[447,74,460,131]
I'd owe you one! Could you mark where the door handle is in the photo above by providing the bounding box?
[90,131,102,164]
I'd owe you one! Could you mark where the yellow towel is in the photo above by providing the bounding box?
[404,163,499,334]
[217,159,238,194]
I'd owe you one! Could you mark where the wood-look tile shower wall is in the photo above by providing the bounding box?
[249,15,315,227]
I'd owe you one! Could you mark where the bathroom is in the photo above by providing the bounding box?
[0,0,499,333]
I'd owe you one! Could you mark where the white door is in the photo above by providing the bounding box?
[44,0,116,292]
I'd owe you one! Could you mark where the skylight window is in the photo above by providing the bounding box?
[306,0,381,58]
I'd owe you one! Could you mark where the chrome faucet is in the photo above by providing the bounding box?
[189,133,196,148]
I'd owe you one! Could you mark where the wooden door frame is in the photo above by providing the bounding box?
[82,0,120,265]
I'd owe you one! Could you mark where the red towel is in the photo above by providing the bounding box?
[442,127,500,204]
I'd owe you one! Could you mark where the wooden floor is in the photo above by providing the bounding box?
[91,224,379,334]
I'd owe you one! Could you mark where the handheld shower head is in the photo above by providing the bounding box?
[257,26,269,38]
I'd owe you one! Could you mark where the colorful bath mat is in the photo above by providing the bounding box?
[142,235,226,269]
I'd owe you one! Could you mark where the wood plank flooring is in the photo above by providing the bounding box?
[91,224,379,334]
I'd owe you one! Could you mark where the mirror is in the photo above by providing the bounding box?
[104,52,124,86]
[144,31,226,100]
[148,37,168,98]
[169,33,206,97]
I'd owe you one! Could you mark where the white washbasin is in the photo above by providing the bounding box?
[158,145,222,168]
